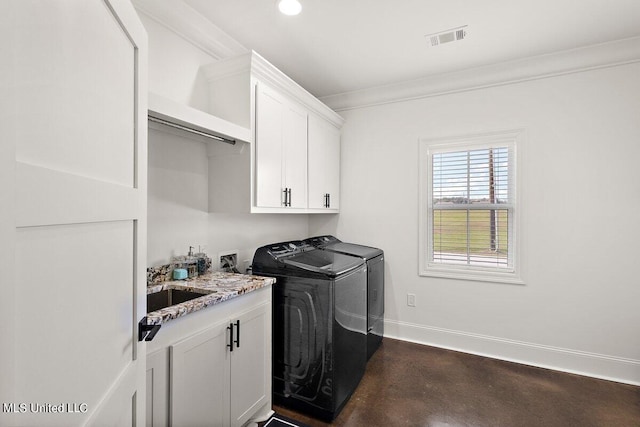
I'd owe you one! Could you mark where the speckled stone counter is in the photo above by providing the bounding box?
[146,271,275,325]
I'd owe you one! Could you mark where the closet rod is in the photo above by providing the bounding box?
[148,115,236,145]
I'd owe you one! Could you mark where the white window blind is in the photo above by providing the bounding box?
[419,130,522,283]
[432,147,512,268]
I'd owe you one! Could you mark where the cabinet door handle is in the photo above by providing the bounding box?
[227,322,234,352]
[234,320,240,348]
[282,188,292,207]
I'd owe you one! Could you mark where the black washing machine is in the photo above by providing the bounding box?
[304,236,384,360]
[252,240,367,421]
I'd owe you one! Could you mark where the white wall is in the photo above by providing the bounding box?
[141,13,308,269]
[140,14,210,111]
[147,128,209,266]
[310,63,640,384]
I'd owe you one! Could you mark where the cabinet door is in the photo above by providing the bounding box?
[255,82,308,209]
[171,321,231,427]
[255,83,285,208]
[283,103,308,209]
[308,115,341,210]
[146,350,169,427]
[230,303,271,427]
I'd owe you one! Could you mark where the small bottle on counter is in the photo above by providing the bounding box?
[194,245,210,275]
[186,246,198,278]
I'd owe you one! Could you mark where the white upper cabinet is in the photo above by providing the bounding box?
[282,101,309,209]
[255,82,308,209]
[308,114,341,211]
[203,51,343,214]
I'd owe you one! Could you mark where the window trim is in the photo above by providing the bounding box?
[418,129,525,285]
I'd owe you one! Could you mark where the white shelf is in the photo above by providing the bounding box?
[148,92,251,145]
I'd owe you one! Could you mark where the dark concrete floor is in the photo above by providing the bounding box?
[275,338,640,427]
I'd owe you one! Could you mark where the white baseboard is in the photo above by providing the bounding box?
[384,319,640,386]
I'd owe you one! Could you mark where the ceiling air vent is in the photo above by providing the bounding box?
[426,25,468,47]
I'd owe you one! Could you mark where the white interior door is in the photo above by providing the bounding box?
[0,1,147,426]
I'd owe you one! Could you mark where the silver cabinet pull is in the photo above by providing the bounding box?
[324,193,331,208]
[281,188,294,207]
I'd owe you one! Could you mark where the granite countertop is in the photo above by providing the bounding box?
[146,271,275,325]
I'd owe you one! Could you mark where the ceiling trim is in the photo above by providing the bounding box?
[131,0,247,60]
[202,51,345,128]
[320,36,640,112]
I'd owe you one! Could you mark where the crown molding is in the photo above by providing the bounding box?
[251,52,345,127]
[320,36,640,112]
[202,51,344,128]
[131,0,247,60]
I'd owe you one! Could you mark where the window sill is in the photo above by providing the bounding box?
[419,265,524,285]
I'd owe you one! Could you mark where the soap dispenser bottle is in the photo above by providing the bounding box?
[186,246,198,278]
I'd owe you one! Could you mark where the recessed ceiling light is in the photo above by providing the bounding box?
[278,0,302,16]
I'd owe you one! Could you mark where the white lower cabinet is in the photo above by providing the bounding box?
[146,289,272,427]
[171,319,230,426]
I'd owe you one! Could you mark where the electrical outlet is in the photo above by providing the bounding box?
[218,250,239,272]
[407,293,416,307]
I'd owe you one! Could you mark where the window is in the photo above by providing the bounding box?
[419,130,523,284]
